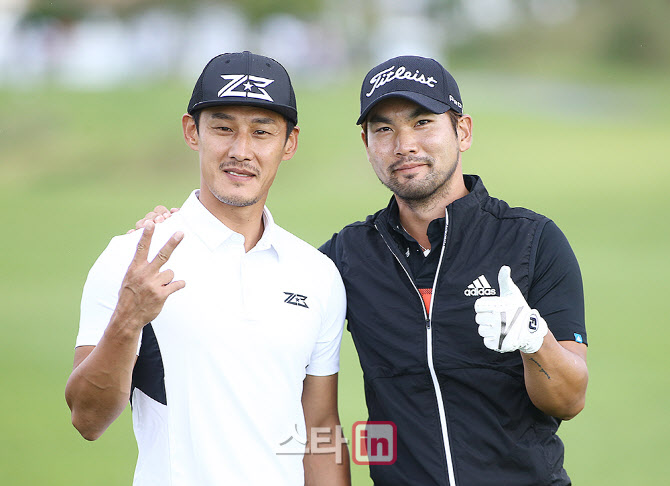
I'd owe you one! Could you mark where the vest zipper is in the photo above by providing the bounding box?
[374,209,457,486]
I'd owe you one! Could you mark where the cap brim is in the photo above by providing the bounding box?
[356,91,451,125]
[189,99,298,125]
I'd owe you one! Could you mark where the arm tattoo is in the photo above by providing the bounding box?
[529,357,551,380]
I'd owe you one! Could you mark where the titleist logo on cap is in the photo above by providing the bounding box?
[366,65,438,98]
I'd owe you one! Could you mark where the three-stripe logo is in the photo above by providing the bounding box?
[464,275,497,296]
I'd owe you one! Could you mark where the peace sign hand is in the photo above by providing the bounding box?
[114,221,185,332]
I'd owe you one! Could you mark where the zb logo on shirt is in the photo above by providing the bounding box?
[284,292,308,308]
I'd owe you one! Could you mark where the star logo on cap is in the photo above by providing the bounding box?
[218,74,275,102]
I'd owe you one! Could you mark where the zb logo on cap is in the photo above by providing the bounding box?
[218,74,275,102]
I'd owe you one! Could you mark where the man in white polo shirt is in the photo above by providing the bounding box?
[65,51,350,485]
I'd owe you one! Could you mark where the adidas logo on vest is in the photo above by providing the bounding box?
[464,275,497,296]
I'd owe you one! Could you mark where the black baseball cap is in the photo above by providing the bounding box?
[357,55,462,125]
[188,51,298,124]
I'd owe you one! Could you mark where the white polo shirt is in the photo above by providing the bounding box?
[76,190,346,486]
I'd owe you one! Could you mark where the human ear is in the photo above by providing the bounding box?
[282,126,300,161]
[457,114,473,152]
[361,127,368,147]
[182,114,199,151]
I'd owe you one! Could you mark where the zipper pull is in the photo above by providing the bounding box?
[425,318,431,329]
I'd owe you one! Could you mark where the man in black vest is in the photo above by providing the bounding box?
[321,55,588,485]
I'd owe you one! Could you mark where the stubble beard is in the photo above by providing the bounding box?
[380,154,459,205]
[208,161,261,208]
[211,190,259,208]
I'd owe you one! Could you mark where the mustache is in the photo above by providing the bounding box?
[219,161,260,176]
[388,156,433,172]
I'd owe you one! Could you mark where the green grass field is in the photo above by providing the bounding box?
[1,68,668,484]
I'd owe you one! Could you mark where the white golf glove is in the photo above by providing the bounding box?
[474,266,548,354]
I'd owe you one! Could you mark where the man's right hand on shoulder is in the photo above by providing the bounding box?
[128,205,180,233]
[116,222,186,331]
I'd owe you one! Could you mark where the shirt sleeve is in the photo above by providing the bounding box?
[75,234,142,352]
[528,220,587,345]
[305,258,347,376]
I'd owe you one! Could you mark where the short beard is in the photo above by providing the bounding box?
[211,191,260,208]
[208,161,261,207]
[380,155,459,204]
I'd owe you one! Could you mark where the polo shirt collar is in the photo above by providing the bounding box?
[180,190,280,258]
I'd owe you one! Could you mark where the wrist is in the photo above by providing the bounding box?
[109,307,147,337]
[519,311,548,354]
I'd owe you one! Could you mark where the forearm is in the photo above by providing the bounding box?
[67,223,184,440]
[65,311,142,440]
[522,330,588,420]
[304,415,351,486]
[302,373,350,486]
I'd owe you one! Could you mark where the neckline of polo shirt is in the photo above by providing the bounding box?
[182,190,281,257]
[246,208,280,259]
[181,190,241,251]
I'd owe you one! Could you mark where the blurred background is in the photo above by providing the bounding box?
[1,0,668,484]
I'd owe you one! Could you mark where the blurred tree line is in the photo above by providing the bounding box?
[24,0,670,70]
[26,0,321,23]
[447,0,670,71]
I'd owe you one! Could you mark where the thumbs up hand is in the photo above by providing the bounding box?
[474,266,548,354]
